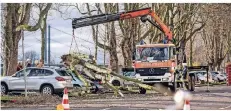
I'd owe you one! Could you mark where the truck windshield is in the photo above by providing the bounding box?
[136,47,169,61]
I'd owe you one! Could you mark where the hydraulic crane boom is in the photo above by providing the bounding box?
[72,7,173,43]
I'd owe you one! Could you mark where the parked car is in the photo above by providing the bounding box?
[1,67,73,95]
[189,71,206,84]
[67,70,103,93]
[194,71,214,83]
[210,71,226,82]
[223,73,227,79]
[110,68,137,87]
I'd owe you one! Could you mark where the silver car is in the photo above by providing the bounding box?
[1,67,73,95]
[210,71,226,82]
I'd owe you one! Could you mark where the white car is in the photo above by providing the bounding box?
[210,71,226,82]
[1,67,73,95]
[110,68,136,87]
[195,71,214,83]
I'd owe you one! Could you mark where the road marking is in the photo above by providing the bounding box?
[219,105,231,110]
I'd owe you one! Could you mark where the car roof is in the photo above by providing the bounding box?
[26,66,66,70]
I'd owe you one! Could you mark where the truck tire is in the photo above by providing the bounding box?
[139,87,146,94]
[188,76,195,91]
[169,83,176,92]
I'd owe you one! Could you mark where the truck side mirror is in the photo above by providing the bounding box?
[173,48,176,55]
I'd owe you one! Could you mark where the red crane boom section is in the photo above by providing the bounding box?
[120,8,173,42]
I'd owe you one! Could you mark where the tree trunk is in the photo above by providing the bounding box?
[94,25,98,63]
[109,22,119,72]
[3,3,51,76]
[179,39,187,64]
[189,37,193,66]
[4,4,21,75]
[216,62,222,71]
[40,13,48,63]
[41,28,45,62]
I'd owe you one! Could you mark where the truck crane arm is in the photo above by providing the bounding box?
[72,7,173,43]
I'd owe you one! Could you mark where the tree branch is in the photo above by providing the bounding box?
[185,22,206,42]
[16,3,52,31]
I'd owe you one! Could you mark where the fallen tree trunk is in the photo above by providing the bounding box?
[61,53,173,97]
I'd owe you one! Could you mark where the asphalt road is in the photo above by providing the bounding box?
[1,85,231,110]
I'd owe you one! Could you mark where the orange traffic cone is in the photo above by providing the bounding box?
[183,100,190,110]
[62,88,70,110]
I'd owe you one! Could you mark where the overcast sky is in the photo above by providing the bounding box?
[17,4,109,65]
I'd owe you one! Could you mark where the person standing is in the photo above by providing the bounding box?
[26,59,32,67]
[17,61,23,71]
[37,59,44,68]
[34,60,39,67]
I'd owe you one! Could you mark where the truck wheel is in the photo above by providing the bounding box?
[169,83,176,93]
[188,76,195,91]
[139,87,146,94]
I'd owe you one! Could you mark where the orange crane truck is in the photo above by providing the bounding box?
[72,7,202,94]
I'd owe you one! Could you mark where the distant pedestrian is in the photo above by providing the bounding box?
[17,61,23,71]
[37,59,44,68]
[35,60,39,67]
[26,59,32,67]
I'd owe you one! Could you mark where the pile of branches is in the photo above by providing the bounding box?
[61,53,173,97]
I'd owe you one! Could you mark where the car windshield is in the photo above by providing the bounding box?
[197,73,204,77]
[136,47,169,61]
[123,71,136,77]
[197,72,207,76]
[211,72,219,74]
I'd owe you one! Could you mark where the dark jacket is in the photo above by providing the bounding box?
[27,63,32,67]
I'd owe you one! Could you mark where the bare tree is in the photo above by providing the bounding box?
[24,50,40,63]
[3,3,52,75]
[201,4,231,71]
[75,3,119,72]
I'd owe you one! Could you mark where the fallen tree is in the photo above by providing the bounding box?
[61,53,173,97]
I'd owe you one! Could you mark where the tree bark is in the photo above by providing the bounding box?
[109,22,119,72]
[3,3,52,75]
[4,4,21,75]
[40,13,48,62]
[189,37,193,66]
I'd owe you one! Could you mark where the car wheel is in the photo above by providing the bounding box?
[112,80,120,86]
[41,85,54,95]
[139,87,146,94]
[1,83,8,95]
[73,84,82,90]
[199,80,205,84]
[91,85,99,94]
[217,78,221,82]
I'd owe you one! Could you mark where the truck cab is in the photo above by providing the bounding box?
[134,44,177,93]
